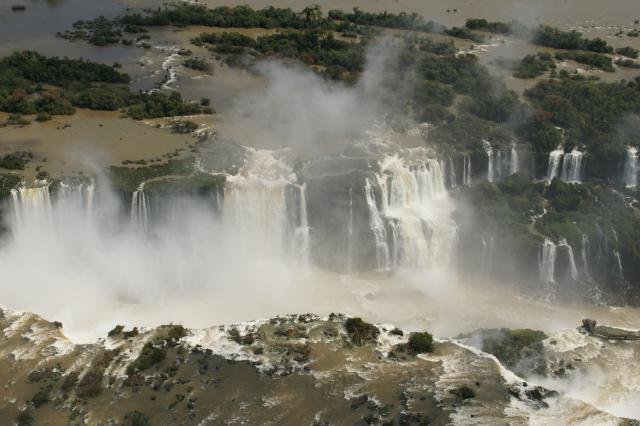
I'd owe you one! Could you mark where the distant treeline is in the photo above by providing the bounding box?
[193,30,365,80]
[0,51,208,121]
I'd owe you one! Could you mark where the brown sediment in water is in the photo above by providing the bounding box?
[0,109,210,180]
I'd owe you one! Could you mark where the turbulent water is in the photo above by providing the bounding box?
[377,151,456,270]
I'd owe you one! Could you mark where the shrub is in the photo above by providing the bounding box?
[615,46,639,59]
[344,317,379,345]
[35,112,51,122]
[171,120,198,134]
[449,385,475,399]
[123,411,150,426]
[30,385,52,408]
[183,58,211,72]
[76,369,103,398]
[407,331,434,353]
[167,324,188,341]
[126,343,166,374]
[0,151,33,170]
[60,372,79,393]
[108,324,124,337]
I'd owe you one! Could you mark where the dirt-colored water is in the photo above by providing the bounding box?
[0,110,200,179]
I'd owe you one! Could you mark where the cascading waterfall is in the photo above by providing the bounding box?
[131,183,150,232]
[294,184,310,266]
[346,186,354,272]
[10,181,95,233]
[623,146,638,188]
[539,238,557,283]
[448,157,456,189]
[547,147,565,183]
[560,148,583,183]
[364,177,390,271]
[10,183,52,230]
[223,149,292,257]
[376,152,456,269]
[483,139,494,182]
[462,154,472,186]
[481,235,495,275]
[558,238,579,280]
[581,234,592,281]
[613,250,624,280]
[58,182,95,211]
[509,143,519,175]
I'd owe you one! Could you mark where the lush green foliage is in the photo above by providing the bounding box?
[0,151,33,170]
[465,18,511,34]
[0,51,204,119]
[344,317,380,345]
[126,343,166,374]
[533,25,613,53]
[193,29,366,79]
[554,51,613,72]
[616,46,639,59]
[500,53,556,79]
[183,58,211,72]
[444,26,484,43]
[407,332,434,353]
[120,4,331,30]
[523,76,640,158]
[328,8,443,32]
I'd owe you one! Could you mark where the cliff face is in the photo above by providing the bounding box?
[0,308,627,425]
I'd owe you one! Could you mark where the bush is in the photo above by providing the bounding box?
[123,411,150,426]
[344,317,379,345]
[35,112,51,122]
[407,331,434,353]
[183,58,211,72]
[616,46,639,59]
[449,385,475,399]
[171,120,198,134]
[61,372,79,393]
[30,386,52,408]
[76,369,103,398]
[0,151,33,170]
[126,343,166,374]
[533,25,613,53]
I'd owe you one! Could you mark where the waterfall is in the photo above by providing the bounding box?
[462,154,471,186]
[509,143,519,175]
[131,183,150,232]
[613,250,624,280]
[347,186,354,272]
[448,157,456,188]
[539,238,557,283]
[560,148,583,183]
[483,140,494,182]
[377,153,456,269]
[581,234,592,281]
[481,235,495,275]
[623,146,638,188]
[10,183,53,230]
[294,183,310,266]
[223,149,291,257]
[364,177,390,271]
[558,238,579,280]
[58,181,95,211]
[547,147,564,183]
